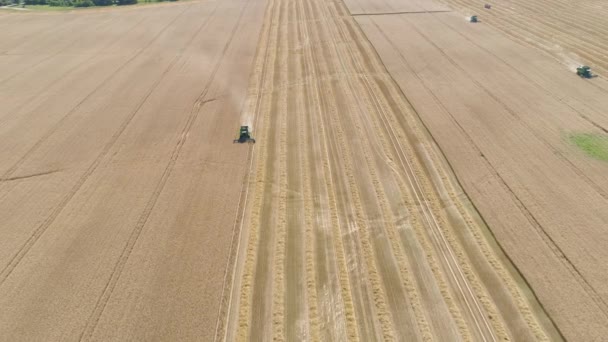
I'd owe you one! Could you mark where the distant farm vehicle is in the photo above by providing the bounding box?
[484,4,491,9]
[576,66,592,78]
[469,15,478,22]
[234,125,255,144]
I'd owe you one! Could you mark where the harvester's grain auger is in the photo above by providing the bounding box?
[577,66,593,78]
[234,126,255,144]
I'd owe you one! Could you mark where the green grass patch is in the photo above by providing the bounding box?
[569,133,608,162]
[23,4,74,10]
[1,4,75,11]
[5,0,180,11]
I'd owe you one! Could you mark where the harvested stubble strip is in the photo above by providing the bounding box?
[315,2,396,338]
[298,0,359,339]
[235,0,279,338]
[297,82,322,341]
[419,130,550,340]
[325,79,396,341]
[271,28,289,340]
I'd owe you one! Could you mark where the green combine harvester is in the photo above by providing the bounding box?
[469,15,478,23]
[576,66,592,78]
[234,126,255,144]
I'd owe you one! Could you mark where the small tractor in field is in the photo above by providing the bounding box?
[577,65,592,78]
[234,126,255,144]
[469,15,478,23]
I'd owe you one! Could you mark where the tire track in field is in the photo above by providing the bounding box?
[0,14,147,131]
[0,14,117,86]
[0,7,182,191]
[0,4,194,285]
[0,12,173,209]
[78,1,251,339]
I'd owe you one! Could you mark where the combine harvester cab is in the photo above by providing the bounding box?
[234,125,256,144]
[577,66,593,78]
